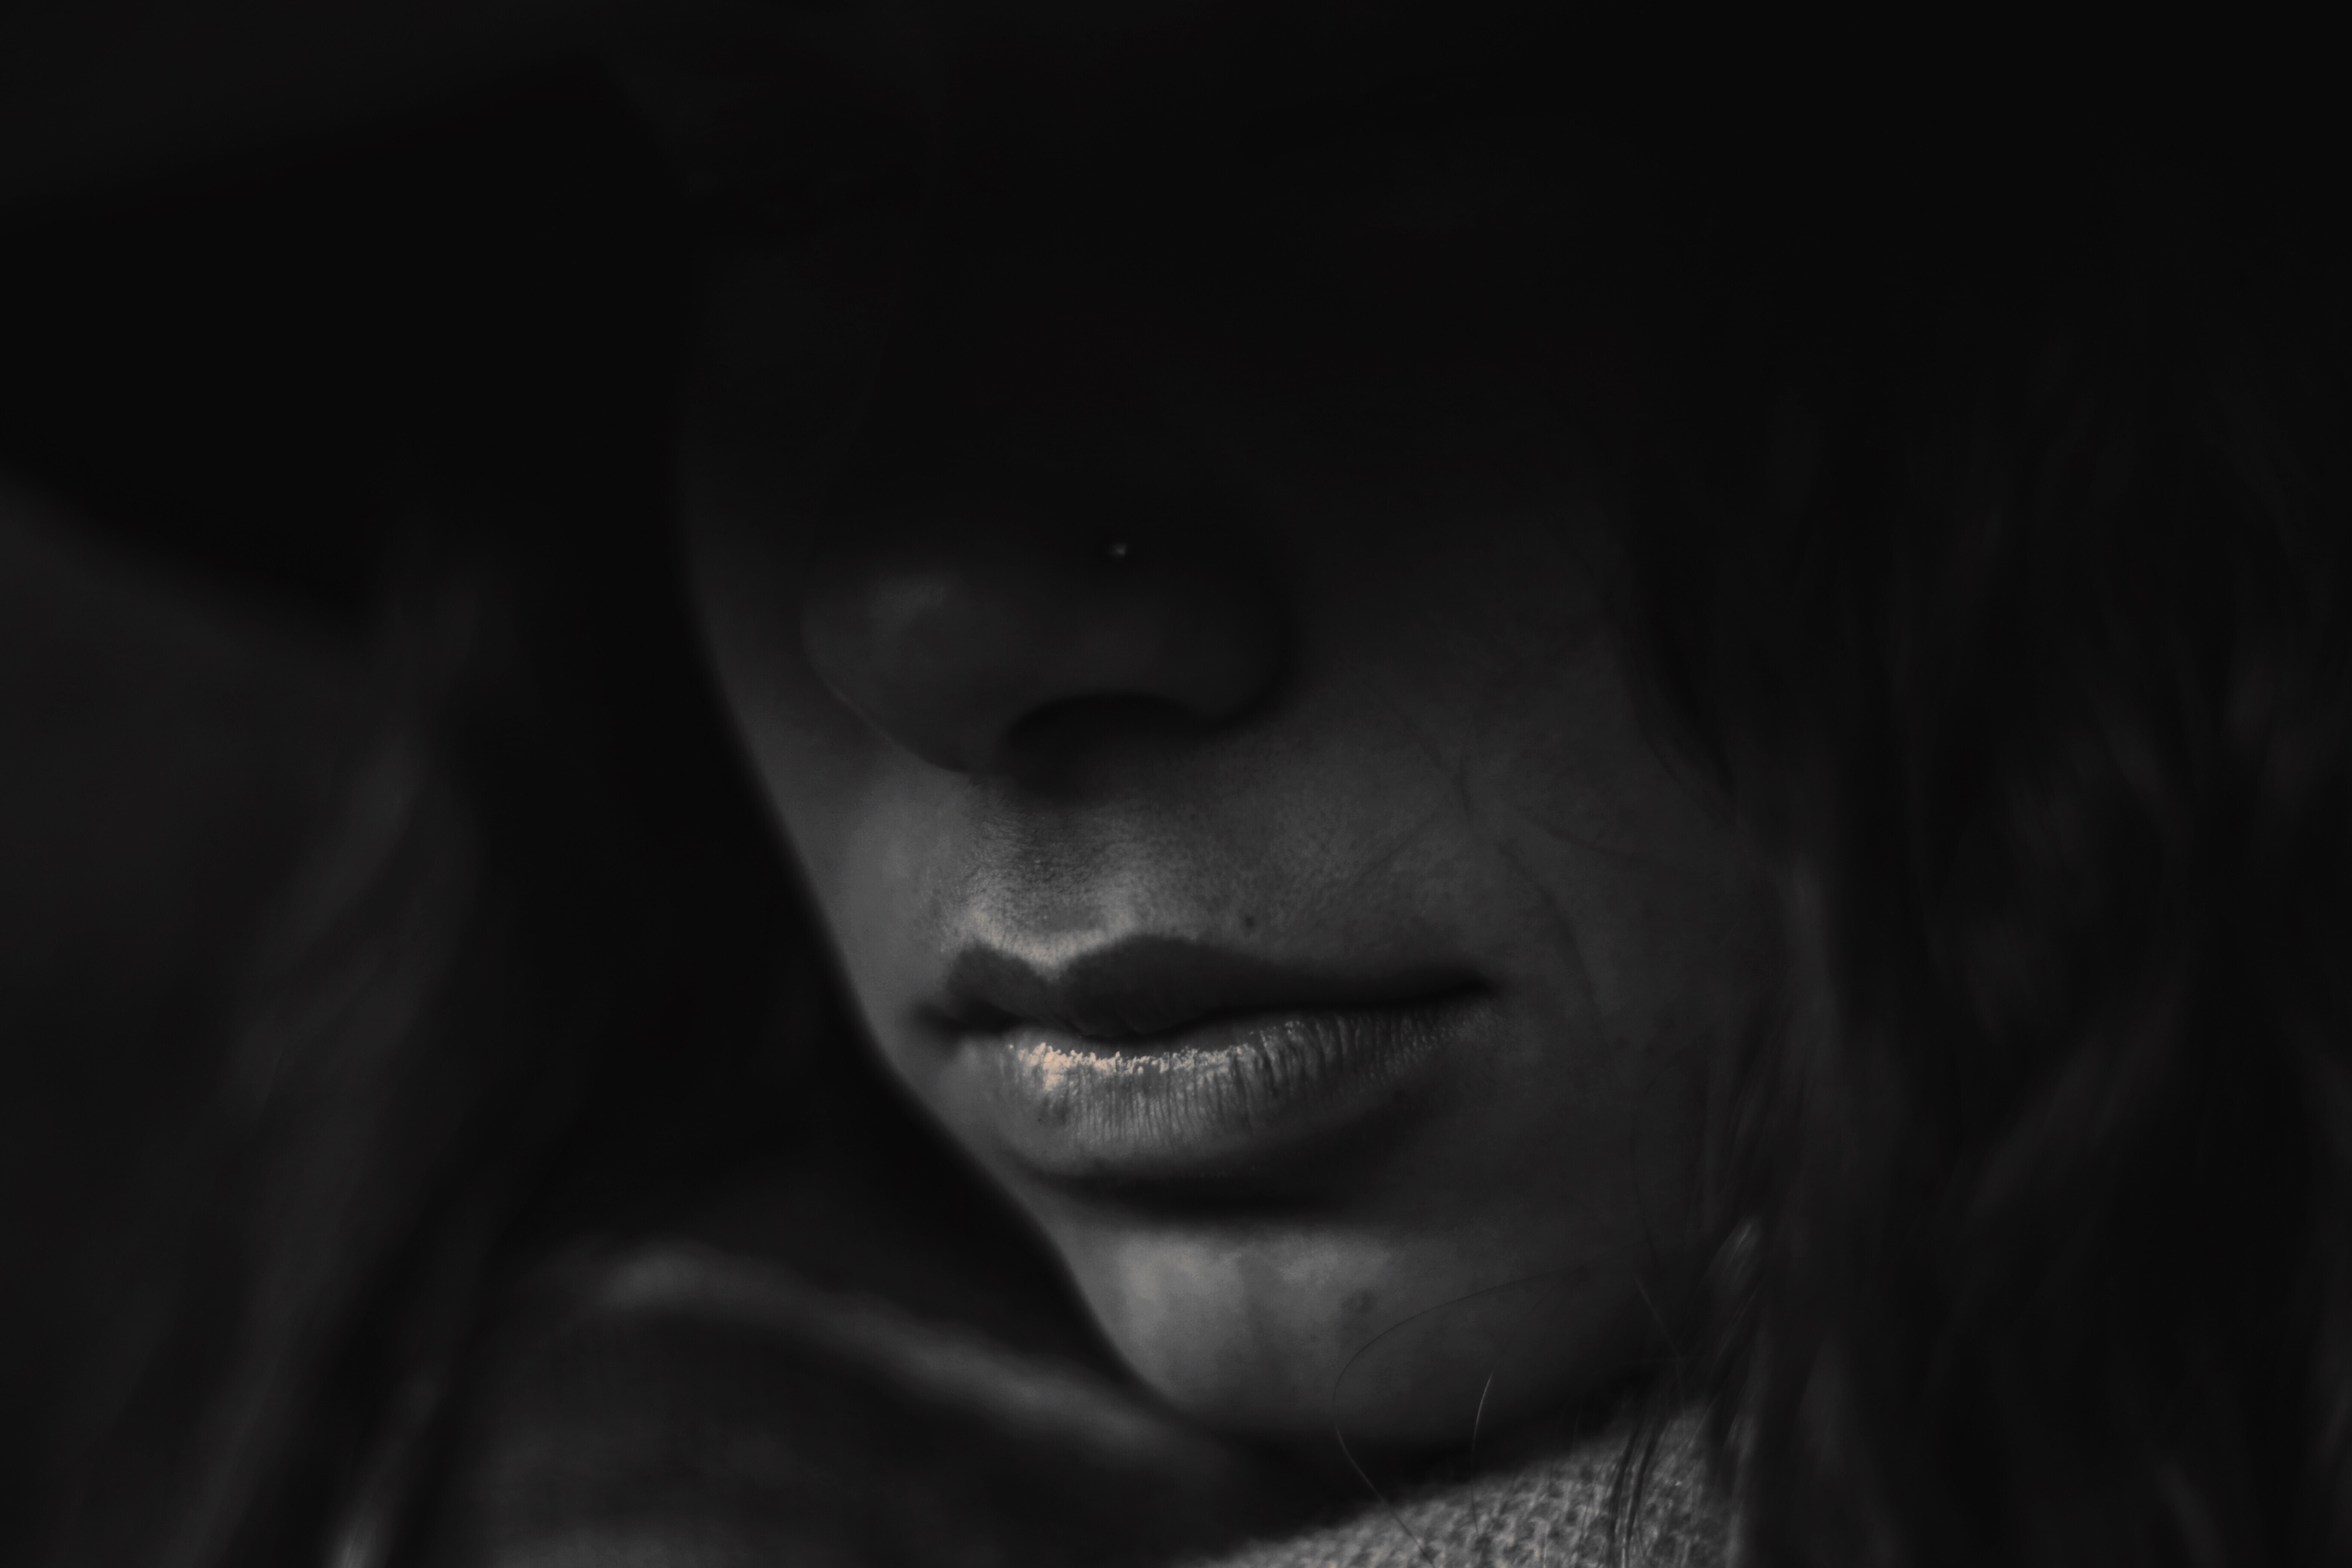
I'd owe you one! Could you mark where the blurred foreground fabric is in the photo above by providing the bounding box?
[407,1241,1725,1568]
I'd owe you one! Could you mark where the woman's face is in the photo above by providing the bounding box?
[637,0,1773,1447]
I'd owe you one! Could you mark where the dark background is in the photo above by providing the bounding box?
[0,68,678,1558]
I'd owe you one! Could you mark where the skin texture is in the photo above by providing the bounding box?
[636,0,1776,1449]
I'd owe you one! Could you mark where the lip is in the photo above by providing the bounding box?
[924,938,1487,1181]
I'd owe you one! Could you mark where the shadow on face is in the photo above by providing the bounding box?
[614,0,1775,1452]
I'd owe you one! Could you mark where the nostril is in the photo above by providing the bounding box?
[801,536,1284,774]
[1002,690,1217,763]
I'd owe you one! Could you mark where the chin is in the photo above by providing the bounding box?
[1041,1211,1644,1450]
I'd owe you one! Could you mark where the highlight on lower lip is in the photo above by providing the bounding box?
[957,991,1486,1179]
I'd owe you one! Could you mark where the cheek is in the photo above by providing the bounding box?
[684,505,874,896]
[1462,626,1769,1078]
[685,508,986,1075]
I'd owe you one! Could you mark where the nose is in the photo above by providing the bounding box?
[801,524,1285,775]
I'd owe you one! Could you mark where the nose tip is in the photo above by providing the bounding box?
[802,531,1284,774]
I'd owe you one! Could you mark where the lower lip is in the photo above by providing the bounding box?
[946,992,1488,1181]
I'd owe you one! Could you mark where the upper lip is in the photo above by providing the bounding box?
[932,935,1474,1043]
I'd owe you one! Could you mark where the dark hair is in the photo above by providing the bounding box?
[6,69,822,1568]
[12,62,2350,1568]
[1621,114,2352,1564]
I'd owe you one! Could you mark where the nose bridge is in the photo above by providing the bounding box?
[796,187,1284,777]
[842,194,1163,508]
[819,225,1207,582]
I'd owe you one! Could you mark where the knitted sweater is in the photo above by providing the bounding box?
[1201,1416,1725,1568]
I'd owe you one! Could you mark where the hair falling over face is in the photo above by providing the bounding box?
[1635,134,2352,1565]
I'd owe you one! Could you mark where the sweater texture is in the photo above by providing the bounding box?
[1196,1415,1725,1568]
